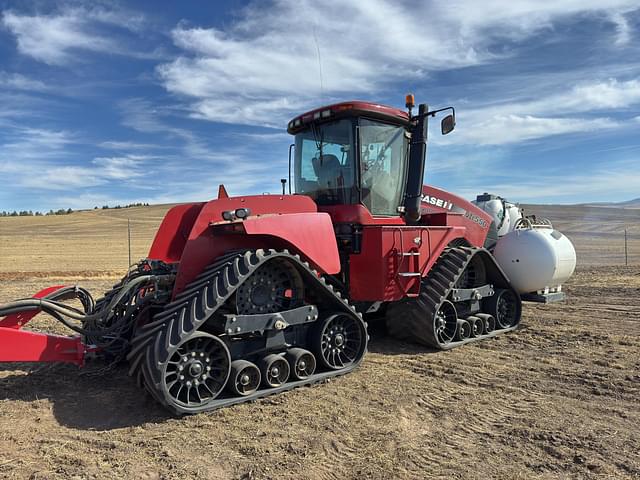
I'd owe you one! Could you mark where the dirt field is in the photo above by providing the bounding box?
[1,204,639,479]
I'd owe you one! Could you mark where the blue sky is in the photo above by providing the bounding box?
[0,0,639,211]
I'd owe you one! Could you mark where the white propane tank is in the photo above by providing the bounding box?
[472,193,522,236]
[493,224,577,294]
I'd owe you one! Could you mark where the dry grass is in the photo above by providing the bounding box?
[1,204,639,479]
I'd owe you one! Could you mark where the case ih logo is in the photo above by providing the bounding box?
[421,195,454,210]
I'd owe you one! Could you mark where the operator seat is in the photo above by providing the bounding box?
[312,154,343,191]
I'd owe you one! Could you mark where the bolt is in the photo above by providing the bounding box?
[186,380,192,387]
[227,328,233,334]
[179,375,185,381]
[200,352,205,357]
[194,380,199,386]
[235,327,241,332]
[191,352,196,357]
[206,366,211,371]
[202,374,207,380]
[205,357,210,363]
[178,365,184,371]
[306,315,311,321]
[182,356,188,362]
[231,317,236,323]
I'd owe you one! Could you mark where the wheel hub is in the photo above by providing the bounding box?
[236,260,303,315]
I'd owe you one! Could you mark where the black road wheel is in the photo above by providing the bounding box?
[236,259,303,314]
[468,315,484,337]
[229,360,261,396]
[286,348,316,380]
[476,313,495,333]
[161,332,231,410]
[315,313,367,370]
[456,319,471,340]
[434,300,458,345]
[260,354,290,387]
[484,289,520,329]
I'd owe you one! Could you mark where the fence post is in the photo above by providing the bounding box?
[624,229,628,266]
[128,218,132,268]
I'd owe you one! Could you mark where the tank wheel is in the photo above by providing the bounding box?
[434,300,458,345]
[229,360,261,396]
[236,259,303,314]
[467,315,484,337]
[315,313,367,370]
[485,289,519,329]
[260,354,290,388]
[287,348,316,380]
[161,332,231,410]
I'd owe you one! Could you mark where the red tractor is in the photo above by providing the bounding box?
[0,96,571,414]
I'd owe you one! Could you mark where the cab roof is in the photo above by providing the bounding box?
[287,101,411,134]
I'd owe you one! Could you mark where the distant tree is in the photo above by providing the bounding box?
[10,211,18,217]
[102,205,109,209]
[47,209,54,216]
[94,206,98,210]
[66,208,73,214]
[35,211,43,216]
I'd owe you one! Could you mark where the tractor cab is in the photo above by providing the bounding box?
[288,102,411,217]
[287,99,455,221]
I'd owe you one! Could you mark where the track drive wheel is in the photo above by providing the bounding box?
[314,313,367,370]
[160,332,231,413]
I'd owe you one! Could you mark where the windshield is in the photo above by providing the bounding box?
[293,119,357,205]
[359,119,408,215]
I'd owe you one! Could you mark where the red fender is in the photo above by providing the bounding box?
[157,195,339,297]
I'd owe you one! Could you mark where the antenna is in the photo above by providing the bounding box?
[312,26,324,102]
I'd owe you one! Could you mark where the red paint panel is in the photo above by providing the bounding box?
[420,185,491,248]
[348,225,467,302]
[169,195,321,296]
[0,285,67,329]
[148,202,206,263]
[242,213,340,274]
[319,204,406,226]
[0,328,86,366]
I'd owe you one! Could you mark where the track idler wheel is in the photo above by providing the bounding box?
[475,313,495,333]
[433,300,458,346]
[161,332,231,411]
[456,319,471,340]
[314,313,367,370]
[484,289,520,329]
[286,348,316,380]
[260,354,290,388]
[229,360,261,396]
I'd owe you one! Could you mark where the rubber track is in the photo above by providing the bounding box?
[127,249,367,415]
[386,246,520,350]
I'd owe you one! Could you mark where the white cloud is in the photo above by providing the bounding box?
[1,6,156,65]
[157,0,639,127]
[0,72,48,91]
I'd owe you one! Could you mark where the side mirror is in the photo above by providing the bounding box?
[441,114,455,135]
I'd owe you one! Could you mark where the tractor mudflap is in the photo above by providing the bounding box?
[0,286,92,366]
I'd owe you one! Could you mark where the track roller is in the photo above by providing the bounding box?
[456,319,471,340]
[475,313,495,333]
[286,348,316,380]
[229,360,261,396]
[260,354,290,388]
[467,316,484,337]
